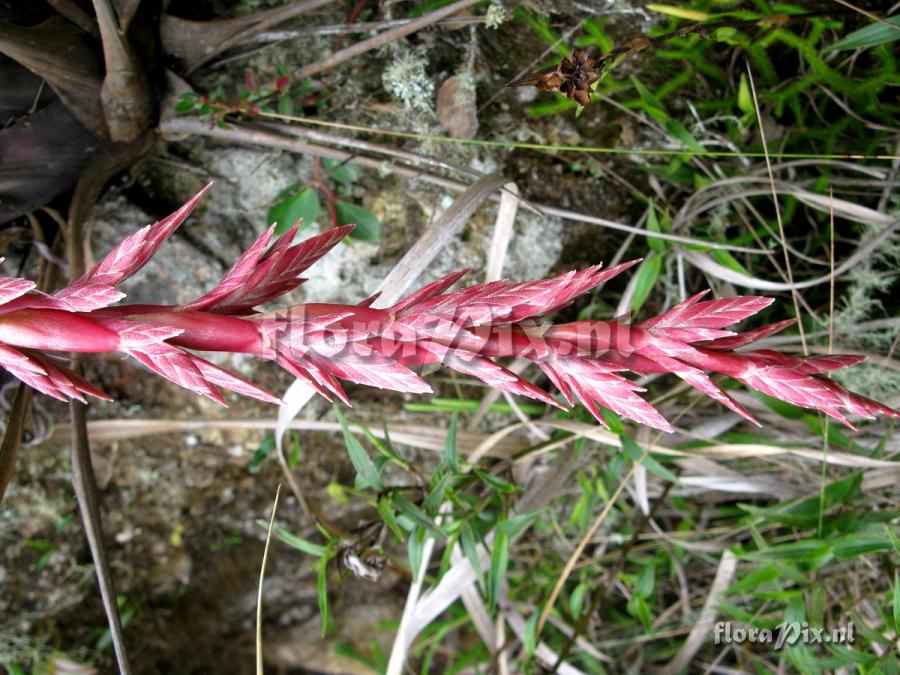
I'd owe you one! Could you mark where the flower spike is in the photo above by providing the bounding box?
[0,187,895,432]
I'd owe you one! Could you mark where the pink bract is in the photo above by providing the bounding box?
[0,184,896,432]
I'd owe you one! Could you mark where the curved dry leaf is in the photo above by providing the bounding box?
[0,17,108,139]
[437,75,478,139]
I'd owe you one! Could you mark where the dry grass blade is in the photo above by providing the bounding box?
[292,0,481,81]
[0,384,32,503]
[387,502,451,675]
[164,115,766,254]
[70,400,132,674]
[485,182,519,282]
[256,484,281,675]
[679,215,898,290]
[660,550,737,674]
[375,173,507,306]
[746,63,807,353]
[47,418,528,456]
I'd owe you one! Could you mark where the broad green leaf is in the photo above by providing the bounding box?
[277,95,293,115]
[621,434,678,483]
[631,77,704,154]
[569,581,589,618]
[631,77,669,123]
[334,406,383,491]
[323,157,360,184]
[828,15,900,51]
[630,255,663,315]
[335,200,380,241]
[443,413,459,472]
[515,6,570,57]
[268,187,320,236]
[317,554,331,635]
[635,562,655,598]
[174,98,197,114]
[627,594,653,632]
[489,529,509,611]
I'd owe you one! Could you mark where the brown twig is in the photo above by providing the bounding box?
[291,0,480,81]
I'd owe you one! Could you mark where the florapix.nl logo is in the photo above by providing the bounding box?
[714,621,855,650]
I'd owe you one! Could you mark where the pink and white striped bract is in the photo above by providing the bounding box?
[0,185,896,432]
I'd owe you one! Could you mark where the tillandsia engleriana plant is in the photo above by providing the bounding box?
[0,184,896,431]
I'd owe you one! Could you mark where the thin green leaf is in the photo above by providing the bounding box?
[460,524,484,590]
[489,529,509,612]
[317,554,331,636]
[443,413,459,473]
[334,406,383,491]
[408,527,426,581]
[500,511,540,538]
[621,434,678,483]
[378,496,405,541]
[893,572,900,631]
[630,255,663,314]
[828,15,900,51]
[523,611,540,656]
[423,473,450,514]
[646,4,710,20]
[393,495,444,537]
[267,523,328,557]
[712,248,750,276]
[646,205,666,254]
[737,72,752,114]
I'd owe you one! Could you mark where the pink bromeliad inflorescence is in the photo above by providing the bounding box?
[0,184,896,432]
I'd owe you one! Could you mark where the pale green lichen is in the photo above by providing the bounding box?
[829,213,900,402]
[381,46,435,117]
[486,2,510,29]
